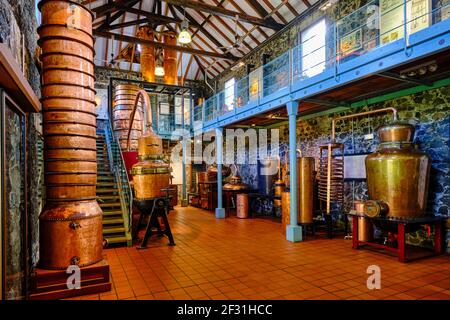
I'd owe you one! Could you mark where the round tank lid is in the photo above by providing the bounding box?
[378,122,415,143]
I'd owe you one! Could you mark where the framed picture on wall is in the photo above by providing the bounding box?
[407,0,431,35]
[248,68,262,102]
[339,28,363,57]
[380,0,405,45]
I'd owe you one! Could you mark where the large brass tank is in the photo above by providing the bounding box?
[38,0,103,269]
[128,90,171,200]
[365,122,431,219]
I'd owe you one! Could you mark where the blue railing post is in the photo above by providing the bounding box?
[286,101,302,242]
[215,127,225,219]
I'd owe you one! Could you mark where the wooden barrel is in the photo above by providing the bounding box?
[164,32,177,85]
[38,0,103,269]
[113,84,143,151]
[137,26,155,82]
[236,194,249,219]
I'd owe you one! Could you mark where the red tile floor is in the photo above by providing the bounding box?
[73,206,450,300]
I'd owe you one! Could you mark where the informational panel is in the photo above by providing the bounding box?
[380,0,431,45]
[344,154,368,180]
[248,68,262,102]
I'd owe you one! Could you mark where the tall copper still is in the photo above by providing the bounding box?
[163,31,178,85]
[127,90,171,199]
[38,0,103,269]
[137,26,155,83]
[297,156,315,224]
[365,122,431,219]
[113,84,143,150]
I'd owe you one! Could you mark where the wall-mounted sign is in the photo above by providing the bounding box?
[339,28,363,57]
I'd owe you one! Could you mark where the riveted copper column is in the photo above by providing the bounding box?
[38,0,103,269]
[163,31,178,85]
[113,84,143,150]
[137,26,155,82]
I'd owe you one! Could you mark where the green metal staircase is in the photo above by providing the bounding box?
[96,128,132,247]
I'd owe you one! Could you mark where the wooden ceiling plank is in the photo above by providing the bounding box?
[160,0,283,30]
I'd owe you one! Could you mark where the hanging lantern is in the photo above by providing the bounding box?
[178,19,191,44]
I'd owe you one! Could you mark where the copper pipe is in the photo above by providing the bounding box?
[331,107,398,141]
[126,89,152,151]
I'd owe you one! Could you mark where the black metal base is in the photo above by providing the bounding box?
[133,197,175,249]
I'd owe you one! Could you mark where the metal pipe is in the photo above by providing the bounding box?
[331,107,398,141]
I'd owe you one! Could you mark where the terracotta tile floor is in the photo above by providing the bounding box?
[73,206,450,300]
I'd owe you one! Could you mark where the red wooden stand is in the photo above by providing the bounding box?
[351,215,445,263]
[30,258,111,300]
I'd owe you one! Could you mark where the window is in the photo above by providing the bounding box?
[301,19,327,78]
[224,77,235,111]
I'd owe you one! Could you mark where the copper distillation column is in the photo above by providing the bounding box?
[126,90,171,200]
[137,26,155,83]
[163,31,178,85]
[38,0,103,269]
[113,84,144,150]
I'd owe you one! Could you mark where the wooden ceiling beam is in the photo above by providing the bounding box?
[261,0,288,24]
[244,0,280,27]
[94,30,238,61]
[161,0,283,30]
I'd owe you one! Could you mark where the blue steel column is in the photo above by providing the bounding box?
[286,101,302,242]
[215,127,226,218]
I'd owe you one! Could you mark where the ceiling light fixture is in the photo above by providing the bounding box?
[178,6,192,45]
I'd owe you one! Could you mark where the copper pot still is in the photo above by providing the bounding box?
[38,0,103,269]
[128,90,171,200]
[223,166,251,191]
[207,164,231,181]
[365,122,431,219]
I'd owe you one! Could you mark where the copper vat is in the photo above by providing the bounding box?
[39,0,103,269]
[365,122,431,219]
[39,200,103,269]
[137,26,155,82]
[128,90,171,200]
[223,169,250,191]
[164,32,178,85]
[236,194,249,219]
[297,157,315,224]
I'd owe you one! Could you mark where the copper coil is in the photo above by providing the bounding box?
[45,173,97,185]
[38,25,94,52]
[41,51,94,72]
[45,159,96,172]
[42,68,95,88]
[39,38,94,61]
[45,135,96,150]
[42,97,96,114]
[38,0,93,34]
[39,199,103,269]
[43,111,96,126]
[42,83,96,101]
[45,148,96,161]
[43,123,96,136]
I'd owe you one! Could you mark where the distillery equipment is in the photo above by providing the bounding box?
[137,26,155,83]
[206,164,231,181]
[273,156,285,208]
[223,165,251,191]
[365,122,431,219]
[258,157,278,196]
[354,200,373,242]
[236,194,249,218]
[38,0,103,269]
[113,83,144,151]
[127,89,171,200]
[297,156,315,224]
[163,31,178,85]
[318,143,344,215]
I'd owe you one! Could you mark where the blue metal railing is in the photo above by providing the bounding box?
[103,117,133,234]
[193,0,449,127]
